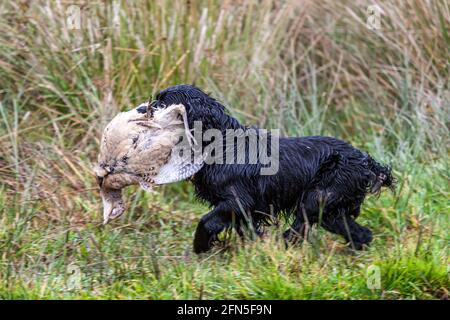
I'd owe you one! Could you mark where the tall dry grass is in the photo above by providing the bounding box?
[0,0,448,299]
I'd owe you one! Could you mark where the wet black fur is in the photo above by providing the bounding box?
[151,84,394,253]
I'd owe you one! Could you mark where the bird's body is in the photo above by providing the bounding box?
[95,103,202,224]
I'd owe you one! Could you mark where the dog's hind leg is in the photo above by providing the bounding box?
[193,202,235,253]
[321,211,373,250]
[283,192,324,245]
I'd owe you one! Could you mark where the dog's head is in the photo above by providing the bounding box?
[148,84,242,131]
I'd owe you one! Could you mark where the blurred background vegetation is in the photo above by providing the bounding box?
[0,0,448,299]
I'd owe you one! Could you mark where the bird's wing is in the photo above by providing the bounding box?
[151,104,204,185]
[154,142,205,185]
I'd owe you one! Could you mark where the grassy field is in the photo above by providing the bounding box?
[0,0,448,299]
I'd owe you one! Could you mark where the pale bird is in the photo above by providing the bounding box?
[94,103,203,225]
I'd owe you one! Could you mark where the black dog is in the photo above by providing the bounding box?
[147,84,394,253]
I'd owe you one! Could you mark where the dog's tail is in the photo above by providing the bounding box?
[367,155,395,194]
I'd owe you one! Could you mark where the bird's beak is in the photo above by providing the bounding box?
[101,188,125,225]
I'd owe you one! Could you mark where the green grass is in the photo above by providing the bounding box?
[0,0,449,299]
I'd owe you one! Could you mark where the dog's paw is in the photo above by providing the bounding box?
[193,235,211,254]
[193,225,217,254]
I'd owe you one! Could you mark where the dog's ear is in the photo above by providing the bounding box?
[153,84,240,130]
[182,98,215,130]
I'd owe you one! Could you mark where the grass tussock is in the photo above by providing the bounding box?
[0,0,449,299]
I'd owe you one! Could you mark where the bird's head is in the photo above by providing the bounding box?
[94,164,138,224]
[99,187,125,225]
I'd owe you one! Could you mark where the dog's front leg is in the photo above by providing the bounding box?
[193,203,232,254]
